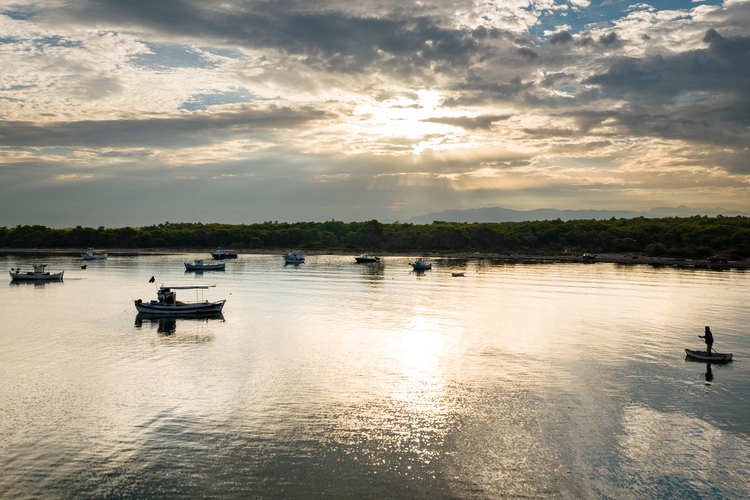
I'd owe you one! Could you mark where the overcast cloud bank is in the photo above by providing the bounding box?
[1,0,749,226]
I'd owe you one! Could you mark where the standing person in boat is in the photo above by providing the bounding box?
[699,326,714,355]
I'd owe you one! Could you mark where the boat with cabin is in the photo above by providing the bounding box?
[411,258,432,270]
[355,254,380,263]
[284,251,305,264]
[685,349,733,363]
[134,285,226,315]
[81,248,108,260]
[184,259,225,271]
[9,264,64,281]
[211,249,238,260]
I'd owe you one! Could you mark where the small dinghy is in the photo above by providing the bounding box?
[685,349,733,363]
[355,254,380,263]
[185,259,225,271]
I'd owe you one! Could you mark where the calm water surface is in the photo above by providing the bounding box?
[1,254,749,499]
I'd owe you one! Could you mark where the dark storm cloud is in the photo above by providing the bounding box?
[442,77,534,106]
[584,30,750,102]
[549,31,573,45]
[516,47,538,60]
[0,105,334,148]
[703,28,750,59]
[59,0,506,76]
[549,30,623,50]
[421,114,512,130]
[598,32,622,48]
[580,29,750,151]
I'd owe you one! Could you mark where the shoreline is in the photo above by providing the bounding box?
[1,248,748,269]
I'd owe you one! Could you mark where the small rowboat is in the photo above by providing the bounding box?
[685,349,733,363]
[185,259,225,271]
[355,254,380,263]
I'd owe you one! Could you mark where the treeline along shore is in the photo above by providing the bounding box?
[2,216,750,259]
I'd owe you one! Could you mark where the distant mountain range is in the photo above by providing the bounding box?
[404,206,750,224]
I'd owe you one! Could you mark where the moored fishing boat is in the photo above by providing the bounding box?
[211,249,238,260]
[81,248,108,260]
[134,285,226,315]
[685,349,733,363]
[284,251,305,264]
[184,259,225,271]
[411,258,432,270]
[9,264,64,281]
[355,254,380,263]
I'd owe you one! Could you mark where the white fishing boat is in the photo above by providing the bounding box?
[81,248,108,260]
[411,258,432,270]
[211,249,238,260]
[184,259,225,271]
[9,264,64,281]
[284,251,305,264]
[685,349,733,363]
[355,254,380,263]
[134,285,226,315]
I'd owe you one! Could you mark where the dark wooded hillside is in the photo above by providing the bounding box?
[2,216,749,258]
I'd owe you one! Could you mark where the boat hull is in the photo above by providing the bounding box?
[134,299,226,315]
[355,257,379,263]
[10,271,64,281]
[82,254,107,260]
[685,349,733,362]
[211,251,238,260]
[185,263,225,271]
[284,254,305,264]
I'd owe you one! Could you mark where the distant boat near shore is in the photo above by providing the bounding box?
[185,259,225,271]
[355,254,380,263]
[211,249,238,260]
[81,248,108,260]
[411,258,432,270]
[284,251,305,264]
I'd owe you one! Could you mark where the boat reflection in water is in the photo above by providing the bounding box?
[135,312,225,335]
[9,279,62,287]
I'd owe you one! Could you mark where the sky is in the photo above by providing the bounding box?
[1,0,749,227]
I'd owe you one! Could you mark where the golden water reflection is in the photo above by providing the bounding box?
[2,254,750,498]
